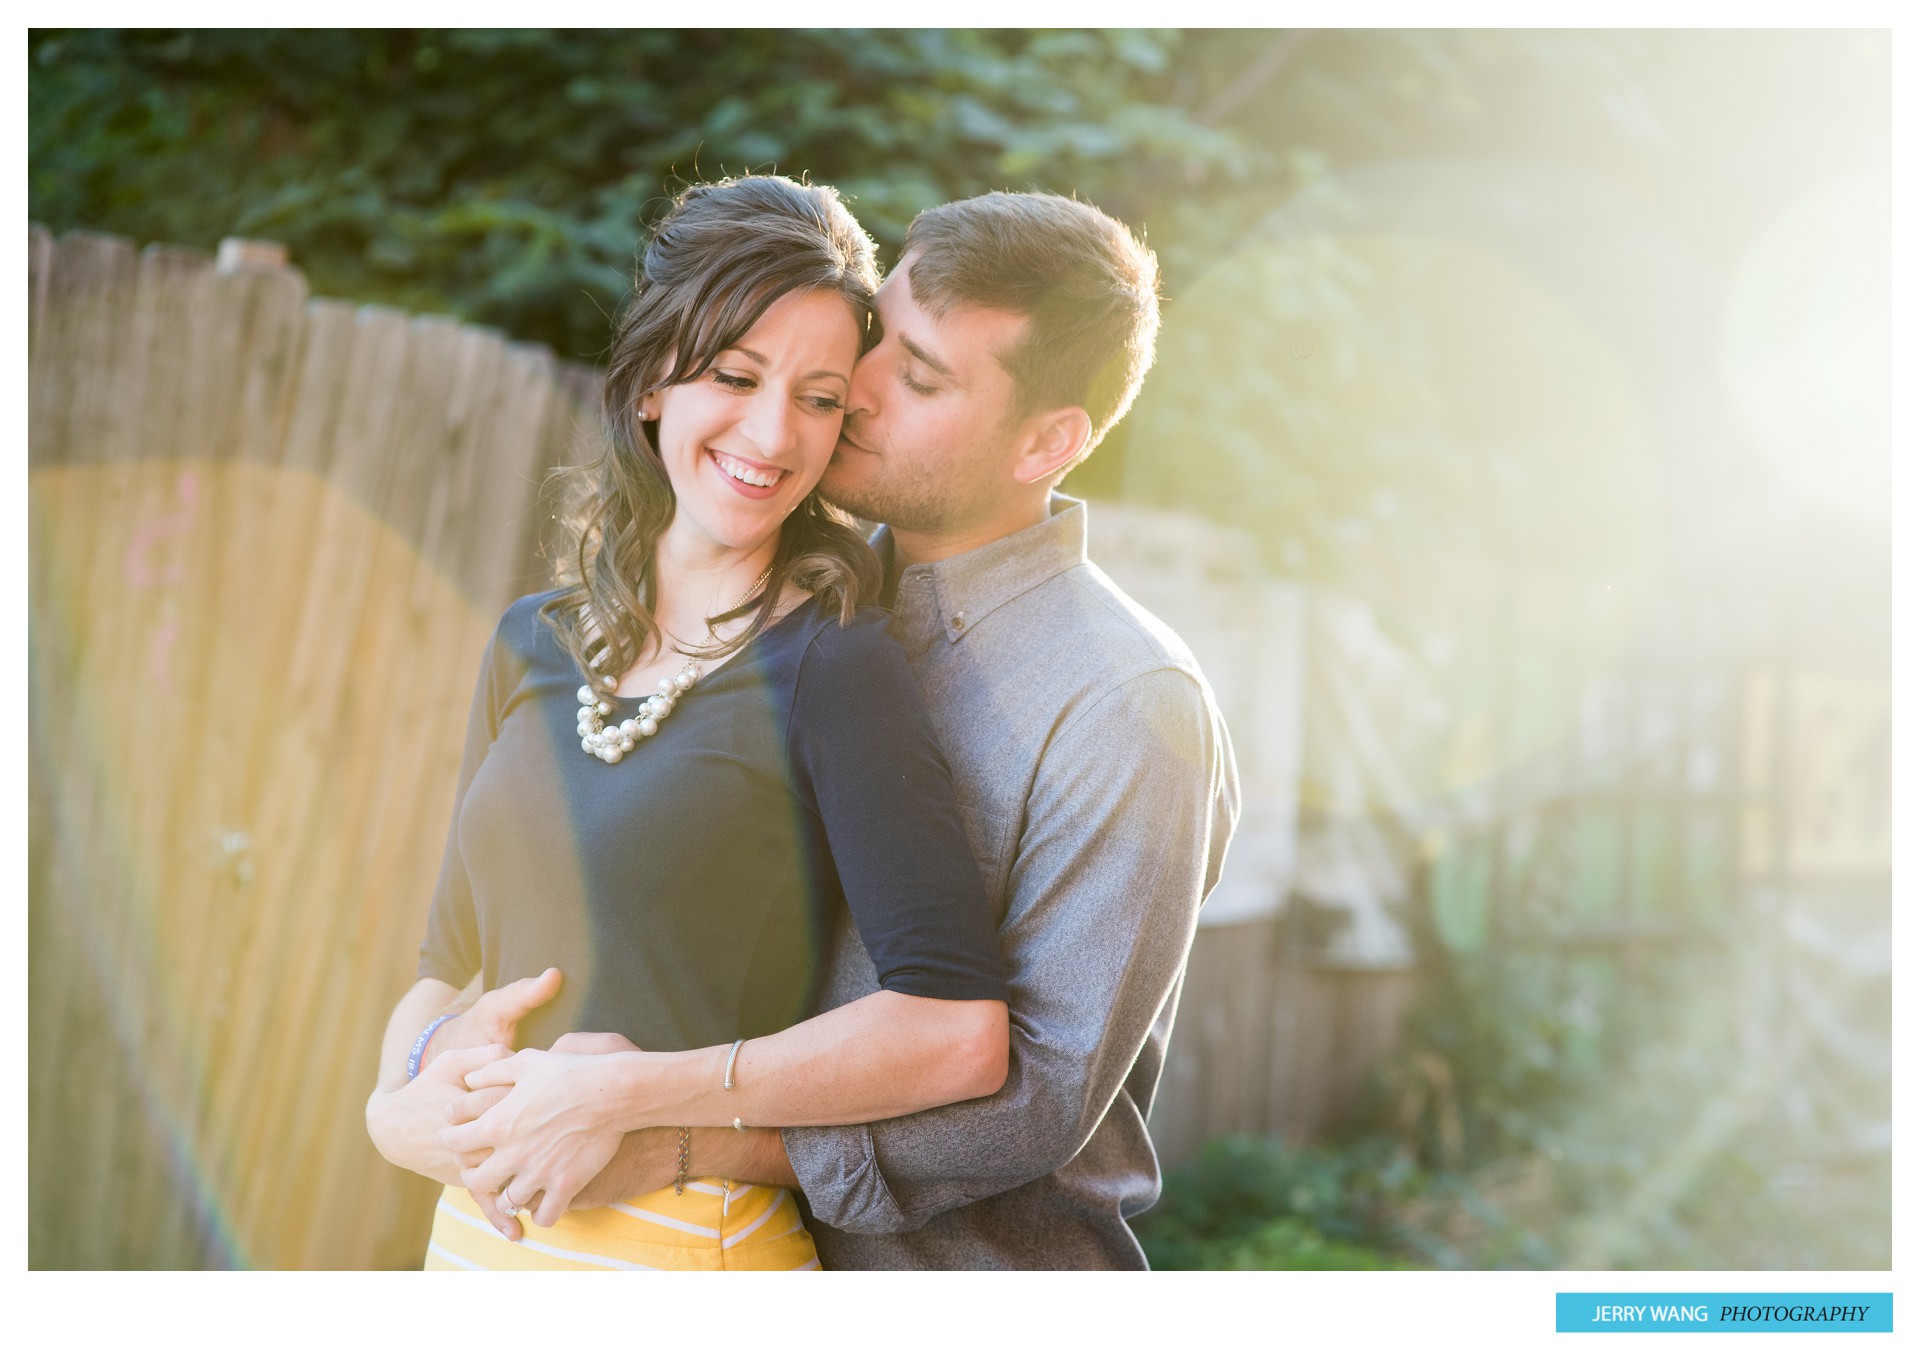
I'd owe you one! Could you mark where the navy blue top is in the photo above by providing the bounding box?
[418,590,1008,1055]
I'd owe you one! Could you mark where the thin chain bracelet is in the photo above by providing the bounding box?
[674,1126,691,1195]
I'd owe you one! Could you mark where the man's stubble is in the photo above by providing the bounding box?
[819,450,1005,540]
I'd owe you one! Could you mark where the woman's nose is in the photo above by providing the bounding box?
[740,391,800,457]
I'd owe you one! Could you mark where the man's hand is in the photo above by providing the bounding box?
[417,967,563,1074]
[569,1129,683,1210]
[365,1043,511,1185]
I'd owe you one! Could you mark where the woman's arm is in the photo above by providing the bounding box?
[366,977,494,1183]
[374,977,463,1092]
[369,603,563,1232]
[444,991,1004,1225]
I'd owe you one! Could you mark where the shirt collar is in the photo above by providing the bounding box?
[873,494,1088,643]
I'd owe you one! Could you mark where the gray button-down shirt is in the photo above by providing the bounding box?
[782,495,1240,1269]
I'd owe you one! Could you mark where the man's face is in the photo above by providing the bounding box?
[818,256,1029,536]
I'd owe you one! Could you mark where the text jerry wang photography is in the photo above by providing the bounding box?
[26,27,1892,1287]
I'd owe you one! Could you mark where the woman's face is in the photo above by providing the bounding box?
[643,287,861,555]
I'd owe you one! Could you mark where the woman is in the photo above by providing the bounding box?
[364,175,1008,1271]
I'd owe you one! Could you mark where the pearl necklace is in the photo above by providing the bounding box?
[576,565,774,765]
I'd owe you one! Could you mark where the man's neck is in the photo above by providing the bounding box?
[888,489,1055,573]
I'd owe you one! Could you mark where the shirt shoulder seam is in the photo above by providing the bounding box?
[1051,661,1208,748]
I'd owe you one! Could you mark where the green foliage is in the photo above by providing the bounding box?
[29,28,1248,360]
[1135,1136,1422,1270]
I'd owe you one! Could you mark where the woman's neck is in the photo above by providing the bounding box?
[650,520,781,641]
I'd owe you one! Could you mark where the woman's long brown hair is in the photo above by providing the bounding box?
[541,175,883,683]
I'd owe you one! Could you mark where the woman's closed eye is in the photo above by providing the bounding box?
[714,369,843,412]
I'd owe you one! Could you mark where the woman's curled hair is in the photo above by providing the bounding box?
[542,175,882,683]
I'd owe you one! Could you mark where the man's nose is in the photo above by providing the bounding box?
[843,349,882,423]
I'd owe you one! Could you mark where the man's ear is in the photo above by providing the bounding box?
[1011,407,1094,485]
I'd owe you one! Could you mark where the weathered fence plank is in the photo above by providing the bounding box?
[153,263,311,1265]
[212,305,420,1261]
[39,238,195,1268]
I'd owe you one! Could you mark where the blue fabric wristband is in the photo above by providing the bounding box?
[406,1013,458,1080]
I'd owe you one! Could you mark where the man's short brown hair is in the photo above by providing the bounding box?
[902,192,1160,461]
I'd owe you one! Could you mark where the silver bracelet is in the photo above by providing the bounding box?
[722,1037,746,1091]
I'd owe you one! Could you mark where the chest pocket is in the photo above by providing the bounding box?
[955,796,1019,927]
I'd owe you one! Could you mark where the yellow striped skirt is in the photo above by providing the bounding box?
[424,1180,820,1271]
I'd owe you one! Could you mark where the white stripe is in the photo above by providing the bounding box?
[684,1180,758,1202]
[791,1256,822,1271]
[720,1194,787,1248]
[426,1241,486,1271]
[760,1218,805,1243]
[434,1198,661,1271]
[604,1202,722,1238]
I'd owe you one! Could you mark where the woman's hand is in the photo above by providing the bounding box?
[416,968,563,1074]
[365,1043,512,1184]
[450,1031,648,1238]
[439,1047,644,1228]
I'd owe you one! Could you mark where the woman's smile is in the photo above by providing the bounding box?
[707,447,791,498]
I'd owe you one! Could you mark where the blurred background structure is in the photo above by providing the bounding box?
[28,29,1891,1269]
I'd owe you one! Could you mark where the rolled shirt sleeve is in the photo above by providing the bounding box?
[783,663,1237,1232]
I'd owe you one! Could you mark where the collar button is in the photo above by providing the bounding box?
[949,612,965,630]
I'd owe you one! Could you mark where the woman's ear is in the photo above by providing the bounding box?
[637,391,661,421]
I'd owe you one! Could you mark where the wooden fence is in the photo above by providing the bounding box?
[28,227,599,1268]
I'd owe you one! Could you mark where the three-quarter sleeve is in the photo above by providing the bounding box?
[787,613,1009,1003]
[416,605,523,987]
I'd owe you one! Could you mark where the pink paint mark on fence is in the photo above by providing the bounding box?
[125,469,199,697]
[124,469,201,587]
[149,613,179,697]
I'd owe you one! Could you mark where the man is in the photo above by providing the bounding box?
[380,190,1238,1269]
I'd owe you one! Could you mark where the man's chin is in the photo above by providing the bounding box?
[818,459,874,515]
[818,481,878,524]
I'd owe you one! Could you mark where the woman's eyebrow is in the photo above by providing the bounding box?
[724,347,848,383]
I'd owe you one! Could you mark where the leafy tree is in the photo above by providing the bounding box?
[30,28,1246,359]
